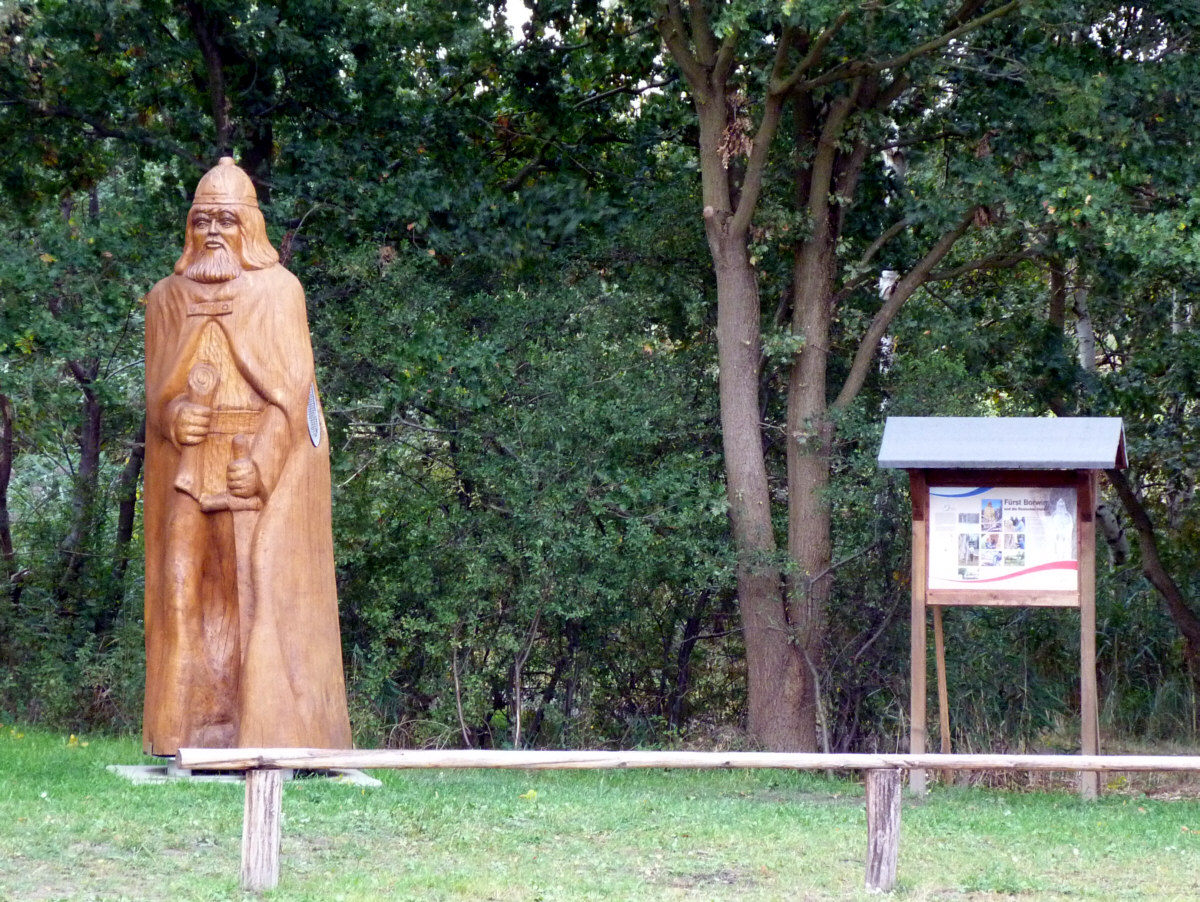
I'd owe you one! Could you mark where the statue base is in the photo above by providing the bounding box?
[105,763,381,787]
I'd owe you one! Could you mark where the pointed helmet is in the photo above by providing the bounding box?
[192,156,259,208]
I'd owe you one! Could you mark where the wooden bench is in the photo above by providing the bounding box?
[176,748,1200,894]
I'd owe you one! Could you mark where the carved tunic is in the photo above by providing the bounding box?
[175,320,267,510]
[143,267,351,756]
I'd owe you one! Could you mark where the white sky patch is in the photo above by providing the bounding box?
[505,0,531,38]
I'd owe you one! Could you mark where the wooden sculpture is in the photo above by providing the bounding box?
[142,157,351,756]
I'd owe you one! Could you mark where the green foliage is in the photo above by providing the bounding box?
[0,168,174,728]
[309,249,734,746]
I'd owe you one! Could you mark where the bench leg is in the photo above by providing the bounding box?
[242,768,283,892]
[865,768,901,893]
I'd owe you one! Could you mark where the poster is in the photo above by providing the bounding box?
[927,487,1078,591]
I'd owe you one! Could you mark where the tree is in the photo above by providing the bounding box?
[647,0,1031,750]
[646,0,1200,751]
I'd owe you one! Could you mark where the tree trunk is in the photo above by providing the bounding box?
[58,359,102,603]
[0,391,18,629]
[711,232,788,748]
[527,621,579,746]
[667,591,710,730]
[778,236,838,752]
[96,416,146,630]
[184,0,232,154]
[1107,468,1200,698]
[654,0,1021,754]
[1067,281,1200,696]
[112,417,146,582]
[0,393,14,578]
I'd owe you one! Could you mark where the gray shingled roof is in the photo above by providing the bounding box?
[877,417,1127,470]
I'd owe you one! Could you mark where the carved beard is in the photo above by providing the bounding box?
[184,246,242,283]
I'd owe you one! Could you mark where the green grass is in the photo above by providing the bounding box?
[3,726,1200,900]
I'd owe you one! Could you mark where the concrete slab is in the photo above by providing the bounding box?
[106,764,382,787]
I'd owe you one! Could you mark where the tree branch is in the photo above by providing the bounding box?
[656,0,709,96]
[833,209,975,410]
[801,0,1024,91]
[687,0,717,65]
[1107,468,1200,681]
[572,76,677,109]
[773,10,852,96]
[804,83,860,229]
[714,26,739,82]
[4,96,207,170]
[729,92,786,236]
[858,217,912,270]
[831,217,913,305]
[928,246,1041,281]
[946,0,989,30]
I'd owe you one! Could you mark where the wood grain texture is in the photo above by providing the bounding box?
[933,606,950,755]
[241,767,282,892]
[200,745,1200,896]
[1079,470,1100,800]
[909,470,928,796]
[927,590,1080,608]
[864,769,901,893]
[177,747,1200,773]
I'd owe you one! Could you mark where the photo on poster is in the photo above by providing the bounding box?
[1004,549,1026,567]
[958,533,979,567]
[980,498,1003,532]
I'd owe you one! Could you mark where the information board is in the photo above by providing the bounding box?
[927,486,1078,591]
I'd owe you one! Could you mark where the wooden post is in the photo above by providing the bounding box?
[909,471,928,796]
[933,605,952,785]
[865,768,902,893]
[1079,471,1100,800]
[242,768,283,892]
[933,606,950,755]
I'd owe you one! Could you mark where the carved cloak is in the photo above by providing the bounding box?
[143,265,351,755]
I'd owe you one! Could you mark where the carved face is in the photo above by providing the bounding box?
[184,206,245,283]
[190,206,243,256]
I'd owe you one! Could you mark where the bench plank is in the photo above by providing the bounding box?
[179,747,1200,773]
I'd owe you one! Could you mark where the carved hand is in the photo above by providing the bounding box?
[173,402,212,446]
[227,457,260,499]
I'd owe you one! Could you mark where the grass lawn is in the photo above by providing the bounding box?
[3,726,1200,900]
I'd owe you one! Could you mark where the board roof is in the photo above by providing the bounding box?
[876,417,1127,470]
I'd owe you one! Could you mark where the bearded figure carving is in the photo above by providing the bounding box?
[143,157,351,755]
